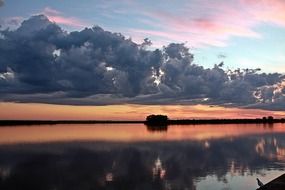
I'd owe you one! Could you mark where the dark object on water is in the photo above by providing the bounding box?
[145,114,168,126]
[257,178,264,187]
[256,174,285,190]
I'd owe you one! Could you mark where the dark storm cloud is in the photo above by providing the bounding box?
[0,15,284,110]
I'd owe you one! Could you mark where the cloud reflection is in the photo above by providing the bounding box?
[1,132,285,190]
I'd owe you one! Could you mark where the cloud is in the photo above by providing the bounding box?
[0,15,284,110]
[243,0,285,27]
[0,0,4,7]
[46,15,86,28]
[0,17,23,30]
[42,7,88,28]
[125,0,285,47]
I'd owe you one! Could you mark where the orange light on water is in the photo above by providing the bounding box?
[0,123,285,145]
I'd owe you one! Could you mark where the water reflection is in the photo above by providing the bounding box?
[147,125,168,132]
[0,124,285,189]
[0,123,284,144]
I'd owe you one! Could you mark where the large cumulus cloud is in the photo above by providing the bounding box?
[0,15,284,110]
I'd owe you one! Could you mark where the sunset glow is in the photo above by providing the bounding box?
[0,103,284,120]
[1,1,285,189]
[0,0,285,116]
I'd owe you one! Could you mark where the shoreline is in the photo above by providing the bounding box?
[0,118,285,126]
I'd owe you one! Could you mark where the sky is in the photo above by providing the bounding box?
[0,0,285,119]
[1,0,285,72]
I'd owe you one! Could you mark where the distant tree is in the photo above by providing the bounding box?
[145,114,168,125]
[267,116,274,123]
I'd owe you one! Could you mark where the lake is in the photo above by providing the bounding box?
[0,123,285,190]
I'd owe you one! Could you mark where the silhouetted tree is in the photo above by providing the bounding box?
[145,115,168,125]
[267,116,274,123]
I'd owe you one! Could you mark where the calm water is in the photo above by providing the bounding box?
[0,123,285,190]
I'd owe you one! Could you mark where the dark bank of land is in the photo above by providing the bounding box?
[0,120,143,126]
[144,115,285,126]
[0,115,285,126]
